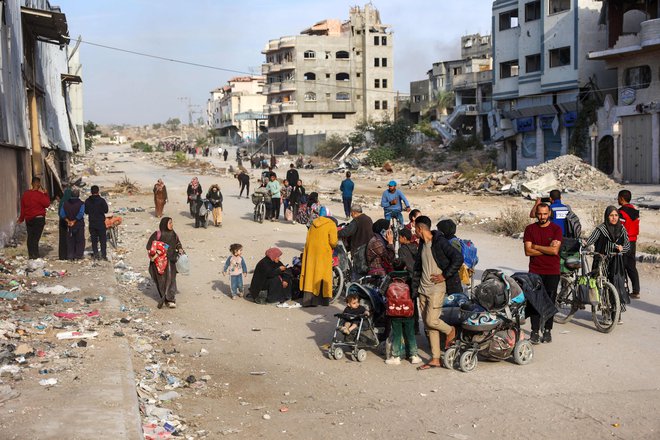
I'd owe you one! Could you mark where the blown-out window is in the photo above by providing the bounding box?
[336,72,350,81]
[336,51,349,59]
[336,92,350,101]
[304,92,317,101]
[624,66,651,90]
[304,72,316,80]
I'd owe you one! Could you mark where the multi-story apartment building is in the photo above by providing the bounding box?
[207,76,267,143]
[261,4,393,154]
[491,0,615,171]
[588,1,660,184]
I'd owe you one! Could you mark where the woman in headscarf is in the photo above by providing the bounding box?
[146,217,184,309]
[58,184,72,260]
[186,177,202,217]
[305,192,321,227]
[153,179,168,218]
[366,218,395,276]
[206,184,223,227]
[300,216,339,307]
[249,247,293,306]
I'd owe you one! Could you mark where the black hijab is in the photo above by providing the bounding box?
[604,205,623,240]
[437,219,457,240]
[158,217,177,247]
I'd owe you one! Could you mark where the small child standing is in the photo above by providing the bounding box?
[341,293,369,335]
[223,243,248,300]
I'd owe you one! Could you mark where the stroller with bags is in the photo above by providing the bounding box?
[443,270,534,372]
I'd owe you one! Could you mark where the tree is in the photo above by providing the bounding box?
[84,120,101,152]
[165,118,181,131]
[429,90,455,118]
[152,123,162,130]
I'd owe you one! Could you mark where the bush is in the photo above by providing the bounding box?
[315,134,346,158]
[451,133,484,152]
[416,120,440,140]
[492,206,530,237]
[132,141,153,152]
[457,158,496,180]
[367,146,396,167]
[172,151,188,165]
[638,243,660,255]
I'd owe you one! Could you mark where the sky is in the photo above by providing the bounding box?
[59,0,492,125]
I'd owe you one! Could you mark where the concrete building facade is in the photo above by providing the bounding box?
[588,0,660,184]
[490,0,615,171]
[207,76,267,143]
[261,4,393,154]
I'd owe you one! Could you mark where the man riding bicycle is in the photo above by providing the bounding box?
[380,180,411,225]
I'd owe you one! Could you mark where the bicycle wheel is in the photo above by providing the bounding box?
[330,266,344,304]
[554,276,578,324]
[592,280,620,333]
[258,203,265,223]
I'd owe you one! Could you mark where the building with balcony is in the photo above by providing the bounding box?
[490,0,616,171]
[207,76,267,143]
[588,0,660,183]
[261,4,393,154]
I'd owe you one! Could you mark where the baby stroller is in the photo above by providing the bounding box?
[443,270,533,373]
[328,281,385,361]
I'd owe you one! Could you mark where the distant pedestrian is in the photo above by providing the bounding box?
[286,164,299,191]
[217,147,223,157]
[340,171,354,220]
[266,173,282,221]
[289,180,305,224]
[186,177,202,217]
[524,203,562,344]
[84,185,109,260]
[193,195,207,229]
[17,176,51,259]
[58,184,72,260]
[618,190,640,299]
[59,188,86,260]
[223,243,248,300]
[153,179,168,217]
[207,184,223,227]
[236,171,250,198]
[223,149,229,161]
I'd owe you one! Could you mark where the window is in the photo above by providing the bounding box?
[356,50,361,56]
[499,9,519,31]
[374,36,380,45]
[549,0,570,14]
[525,1,541,21]
[374,79,381,88]
[332,113,346,119]
[375,101,381,110]
[303,50,315,59]
[381,36,387,46]
[500,60,519,78]
[336,72,350,81]
[525,54,541,73]
[382,100,388,110]
[624,66,652,89]
[303,72,316,81]
[382,79,388,88]
[304,92,317,101]
[374,58,380,67]
[356,72,361,78]
[336,92,350,101]
[382,58,388,67]
[325,73,331,79]
[336,51,349,59]
[453,67,462,76]
[549,46,570,67]
[301,113,314,118]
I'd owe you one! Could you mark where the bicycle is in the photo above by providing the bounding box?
[330,240,352,304]
[554,249,621,333]
[251,193,267,223]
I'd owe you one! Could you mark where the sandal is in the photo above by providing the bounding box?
[417,363,440,371]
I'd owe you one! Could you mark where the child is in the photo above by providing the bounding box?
[385,260,422,365]
[397,229,418,276]
[341,293,369,335]
[223,244,248,300]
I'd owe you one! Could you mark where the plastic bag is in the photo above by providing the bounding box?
[284,208,293,221]
[176,254,190,275]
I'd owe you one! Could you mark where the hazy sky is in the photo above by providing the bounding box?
[60,1,492,125]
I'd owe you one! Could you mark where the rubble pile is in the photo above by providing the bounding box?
[523,154,619,192]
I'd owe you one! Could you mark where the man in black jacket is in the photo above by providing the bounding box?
[338,204,373,280]
[84,185,109,260]
[412,216,463,370]
[286,164,299,191]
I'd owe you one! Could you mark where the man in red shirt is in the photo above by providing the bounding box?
[523,203,562,344]
[17,177,51,259]
[618,190,640,299]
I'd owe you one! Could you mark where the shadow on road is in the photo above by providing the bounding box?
[628,299,660,316]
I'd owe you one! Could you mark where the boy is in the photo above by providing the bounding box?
[618,190,640,299]
[385,260,422,365]
[223,244,248,300]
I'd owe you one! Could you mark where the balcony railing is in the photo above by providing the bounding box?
[280,80,296,91]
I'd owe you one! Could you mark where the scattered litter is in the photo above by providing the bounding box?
[0,385,20,403]
[39,378,58,387]
[34,285,80,295]
[56,331,99,340]
[0,291,19,300]
[262,414,271,420]
[250,371,267,376]
[158,391,180,401]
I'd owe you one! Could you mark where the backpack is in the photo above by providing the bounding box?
[450,237,479,270]
[564,210,582,239]
[385,278,414,318]
[473,269,521,312]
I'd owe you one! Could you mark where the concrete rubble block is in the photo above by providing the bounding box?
[520,173,558,197]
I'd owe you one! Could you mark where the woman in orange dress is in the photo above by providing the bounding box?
[153,179,168,217]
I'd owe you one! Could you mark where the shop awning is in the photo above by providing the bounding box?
[21,6,69,45]
[61,73,82,84]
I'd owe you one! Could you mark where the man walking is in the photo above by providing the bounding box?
[339,171,354,220]
[338,204,373,280]
[618,189,640,299]
[412,216,463,370]
[380,181,411,225]
[85,185,109,260]
[523,203,562,344]
[59,188,86,260]
[17,177,51,259]
[286,163,299,192]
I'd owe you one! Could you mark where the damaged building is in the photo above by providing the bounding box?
[0,0,82,246]
[261,4,393,154]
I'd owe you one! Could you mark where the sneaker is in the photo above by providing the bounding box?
[618,317,623,325]
[168,302,177,309]
[630,293,640,299]
[287,301,302,309]
[276,302,290,308]
[385,357,401,365]
[530,331,541,345]
[409,355,423,365]
[542,330,552,343]
[292,221,297,225]
[231,296,238,300]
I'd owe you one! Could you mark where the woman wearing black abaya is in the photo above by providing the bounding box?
[146,217,184,309]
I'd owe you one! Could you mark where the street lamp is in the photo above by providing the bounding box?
[589,123,598,167]
[612,120,622,179]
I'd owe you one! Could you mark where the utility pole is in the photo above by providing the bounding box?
[178,97,201,126]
